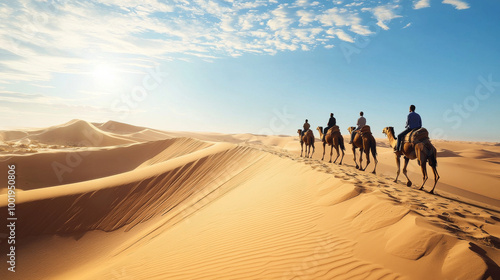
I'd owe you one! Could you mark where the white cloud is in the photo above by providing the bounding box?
[234,1,267,10]
[350,24,372,36]
[327,28,354,43]
[297,10,315,25]
[220,15,236,31]
[403,23,412,29]
[267,6,293,31]
[292,27,323,44]
[442,0,470,10]
[324,44,335,49]
[294,0,309,7]
[317,8,372,35]
[346,2,364,7]
[368,5,402,30]
[413,0,430,9]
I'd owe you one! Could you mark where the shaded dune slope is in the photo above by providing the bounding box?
[0,143,260,237]
[0,137,212,190]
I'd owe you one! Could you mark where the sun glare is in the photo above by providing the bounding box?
[92,64,117,85]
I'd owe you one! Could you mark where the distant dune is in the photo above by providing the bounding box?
[0,120,499,279]
[27,119,135,147]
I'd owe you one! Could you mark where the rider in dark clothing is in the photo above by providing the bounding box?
[302,119,310,136]
[323,113,336,141]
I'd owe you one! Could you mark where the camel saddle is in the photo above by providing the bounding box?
[403,128,429,143]
[359,125,371,137]
[327,125,340,135]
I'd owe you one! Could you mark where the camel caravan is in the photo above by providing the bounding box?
[297,105,440,194]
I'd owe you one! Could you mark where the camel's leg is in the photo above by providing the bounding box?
[328,143,333,163]
[333,145,339,164]
[321,141,326,161]
[361,139,370,171]
[352,146,359,169]
[331,138,336,163]
[419,160,429,191]
[429,166,440,194]
[359,148,364,171]
[402,157,412,187]
[339,147,344,165]
[300,142,303,157]
[372,156,378,174]
[362,149,371,172]
[394,155,401,183]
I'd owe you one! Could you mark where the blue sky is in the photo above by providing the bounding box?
[0,0,499,141]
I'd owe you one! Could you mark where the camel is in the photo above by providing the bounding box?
[297,129,315,158]
[316,126,345,164]
[347,126,378,173]
[382,127,439,194]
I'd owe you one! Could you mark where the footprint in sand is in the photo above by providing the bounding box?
[454,212,466,218]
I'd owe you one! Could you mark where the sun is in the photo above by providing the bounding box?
[92,64,117,85]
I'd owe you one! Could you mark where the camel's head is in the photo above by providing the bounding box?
[347,126,356,133]
[382,127,394,136]
[297,129,302,135]
[317,126,323,131]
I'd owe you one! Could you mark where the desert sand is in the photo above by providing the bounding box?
[0,120,499,279]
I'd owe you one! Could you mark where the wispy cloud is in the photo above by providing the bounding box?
[442,0,470,10]
[267,5,294,31]
[327,29,354,43]
[317,7,372,35]
[297,10,315,26]
[365,5,402,31]
[413,0,431,9]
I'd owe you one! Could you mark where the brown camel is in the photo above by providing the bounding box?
[297,129,315,158]
[347,126,378,173]
[316,126,345,164]
[382,127,439,194]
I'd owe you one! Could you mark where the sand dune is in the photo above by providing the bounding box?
[0,120,499,279]
[0,138,213,191]
[27,119,135,147]
[0,131,29,142]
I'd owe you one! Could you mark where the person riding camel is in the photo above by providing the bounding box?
[349,111,365,144]
[302,119,310,136]
[395,105,422,152]
[323,113,336,141]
